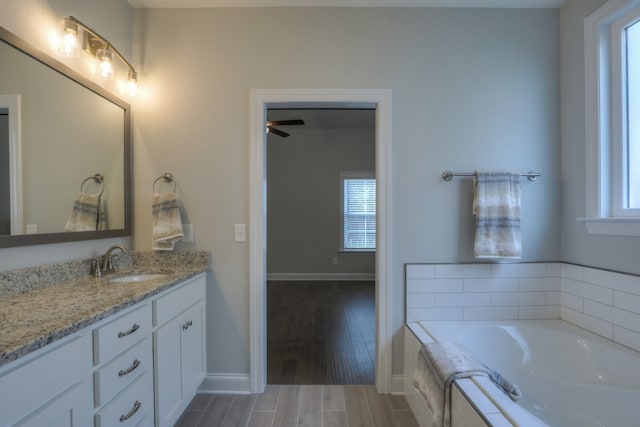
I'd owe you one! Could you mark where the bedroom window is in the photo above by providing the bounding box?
[341,173,376,251]
[584,0,640,236]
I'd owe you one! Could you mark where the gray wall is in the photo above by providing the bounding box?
[132,7,560,378]
[559,0,640,274]
[267,127,375,277]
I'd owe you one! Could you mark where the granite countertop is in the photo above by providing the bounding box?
[0,252,209,368]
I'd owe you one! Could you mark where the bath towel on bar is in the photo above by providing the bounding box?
[64,192,104,232]
[414,342,521,427]
[473,171,521,259]
[152,192,184,251]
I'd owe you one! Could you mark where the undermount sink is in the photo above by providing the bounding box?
[109,273,169,283]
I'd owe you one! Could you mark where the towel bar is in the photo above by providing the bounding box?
[153,172,177,193]
[80,173,104,196]
[442,171,540,182]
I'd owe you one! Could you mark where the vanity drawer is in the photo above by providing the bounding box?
[153,275,205,327]
[95,371,153,427]
[94,304,152,365]
[94,338,152,407]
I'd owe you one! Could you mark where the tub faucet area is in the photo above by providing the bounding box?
[100,244,129,274]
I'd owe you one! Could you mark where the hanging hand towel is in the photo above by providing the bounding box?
[152,192,184,251]
[64,192,102,232]
[473,171,521,259]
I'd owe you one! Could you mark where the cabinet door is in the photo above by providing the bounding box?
[181,300,206,398]
[154,316,183,427]
[16,380,92,427]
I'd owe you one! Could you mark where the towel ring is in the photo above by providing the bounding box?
[153,172,177,193]
[80,173,104,197]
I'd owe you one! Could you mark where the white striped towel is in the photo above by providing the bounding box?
[473,171,521,259]
[152,192,184,251]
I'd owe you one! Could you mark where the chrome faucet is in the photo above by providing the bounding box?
[101,244,129,274]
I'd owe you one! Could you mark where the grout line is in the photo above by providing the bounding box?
[296,385,303,427]
[219,395,235,426]
[360,386,375,427]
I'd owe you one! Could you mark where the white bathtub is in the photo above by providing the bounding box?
[406,319,640,427]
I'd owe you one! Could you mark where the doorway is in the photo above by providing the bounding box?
[265,108,376,384]
[249,89,393,394]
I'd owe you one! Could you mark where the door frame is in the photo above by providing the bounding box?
[249,88,392,393]
[0,94,22,235]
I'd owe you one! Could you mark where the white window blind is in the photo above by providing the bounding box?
[342,176,376,251]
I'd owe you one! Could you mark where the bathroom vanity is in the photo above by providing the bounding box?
[0,252,208,427]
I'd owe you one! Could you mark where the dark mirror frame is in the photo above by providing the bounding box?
[0,26,131,248]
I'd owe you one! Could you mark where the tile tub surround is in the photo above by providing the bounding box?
[405,262,562,323]
[0,251,209,366]
[406,262,640,352]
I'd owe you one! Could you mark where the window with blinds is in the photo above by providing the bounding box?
[341,173,376,251]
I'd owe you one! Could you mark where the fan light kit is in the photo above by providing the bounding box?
[59,16,138,97]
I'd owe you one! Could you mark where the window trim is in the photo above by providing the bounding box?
[583,0,640,235]
[340,172,376,252]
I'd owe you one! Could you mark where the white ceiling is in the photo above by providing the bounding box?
[127,0,566,8]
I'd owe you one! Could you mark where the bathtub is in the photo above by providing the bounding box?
[405,319,640,427]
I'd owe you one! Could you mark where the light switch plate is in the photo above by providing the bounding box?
[234,223,246,242]
[182,224,194,243]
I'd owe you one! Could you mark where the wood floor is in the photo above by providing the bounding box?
[267,281,376,385]
[175,385,419,427]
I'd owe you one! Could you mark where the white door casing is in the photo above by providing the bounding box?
[249,88,392,393]
[0,94,22,235]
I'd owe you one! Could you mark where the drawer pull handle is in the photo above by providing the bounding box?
[119,400,141,422]
[182,320,193,330]
[118,323,140,338]
[118,359,141,377]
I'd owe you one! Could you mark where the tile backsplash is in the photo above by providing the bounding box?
[406,262,640,352]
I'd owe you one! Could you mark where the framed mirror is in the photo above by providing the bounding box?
[0,26,131,248]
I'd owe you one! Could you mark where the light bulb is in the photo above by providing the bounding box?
[59,18,79,57]
[96,48,114,81]
[126,70,138,97]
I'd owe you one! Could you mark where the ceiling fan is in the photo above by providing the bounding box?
[266,119,305,137]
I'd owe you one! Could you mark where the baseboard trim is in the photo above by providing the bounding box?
[267,273,375,281]
[198,374,251,395]
[391,374,405,395]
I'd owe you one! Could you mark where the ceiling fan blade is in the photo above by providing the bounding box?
[268,127,290,138]
[267,119,305,126]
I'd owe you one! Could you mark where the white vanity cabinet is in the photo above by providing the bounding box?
[0,332,93,427]
[0,271,207,427]
[153,275,206,427]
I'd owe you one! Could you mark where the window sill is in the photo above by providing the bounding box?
[577,217,640,237]
[339,250,376,256]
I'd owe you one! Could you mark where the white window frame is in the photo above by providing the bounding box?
[340,172,376,252]
[583,0,640,236]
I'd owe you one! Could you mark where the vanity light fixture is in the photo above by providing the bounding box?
[59,16,138,96]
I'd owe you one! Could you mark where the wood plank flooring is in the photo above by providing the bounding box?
[175,385,419,427]
[267,281,375,385]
